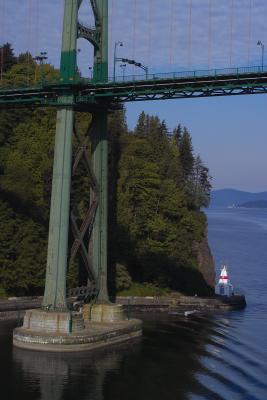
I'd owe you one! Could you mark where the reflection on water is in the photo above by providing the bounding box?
[13,338,139,400]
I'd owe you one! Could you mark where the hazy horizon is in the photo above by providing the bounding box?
[211,188,267,194]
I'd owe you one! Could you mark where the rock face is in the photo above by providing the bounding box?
[193,236,215,288]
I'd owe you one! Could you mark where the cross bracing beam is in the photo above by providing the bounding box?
[78,22,100,49]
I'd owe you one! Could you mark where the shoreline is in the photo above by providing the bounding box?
[0,294,246,322]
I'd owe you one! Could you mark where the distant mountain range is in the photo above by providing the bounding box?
[210,189,267,207]
[238,200,267,209]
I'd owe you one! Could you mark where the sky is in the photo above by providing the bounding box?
[1,0,267,192]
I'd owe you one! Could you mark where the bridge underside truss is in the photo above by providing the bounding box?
[0,71,267,109]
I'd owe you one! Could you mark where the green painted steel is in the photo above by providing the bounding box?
[42,103,74,311]
[42,0,110,308]
[1,67,267,108]
[90,0,109,303]
[91,112,109,303]
[60,0,78,81]
[42,0,79,311]
[93,0,108,83]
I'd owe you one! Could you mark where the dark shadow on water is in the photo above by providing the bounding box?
[13,339,141,400]
[6,313,221,400]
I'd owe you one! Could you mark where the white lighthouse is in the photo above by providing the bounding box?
[215,265,234,297]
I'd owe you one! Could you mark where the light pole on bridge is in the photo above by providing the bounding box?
[34,51,48,84]
[113,41,123,81]
[120,63,127,80]
[257,40,264,71]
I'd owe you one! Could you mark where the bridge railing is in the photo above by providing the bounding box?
[0,65,267,92]
[108,65,267,84]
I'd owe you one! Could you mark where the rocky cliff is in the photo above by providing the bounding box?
[193,235,215,289]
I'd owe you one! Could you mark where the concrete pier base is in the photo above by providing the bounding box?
[83,303,125,322]
[13,318,142,352]
[21,309,85,334]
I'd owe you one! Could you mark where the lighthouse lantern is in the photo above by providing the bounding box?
[215,265,234,297]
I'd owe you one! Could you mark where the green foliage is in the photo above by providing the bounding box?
[110,111,213,295]
[0,49,213,297]
[0,286,8,299]
[117,282,170,297]
[0,43,17,74]
[115,264,132,292]
[0,200,47,295]
[178,127,194,180]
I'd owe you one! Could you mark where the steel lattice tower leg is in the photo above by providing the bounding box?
[91,0,109,303]
[42,0,109,310]
[42,0,78,310]
[91,112,109,303]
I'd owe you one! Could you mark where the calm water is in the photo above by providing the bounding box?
[1,207,267,400]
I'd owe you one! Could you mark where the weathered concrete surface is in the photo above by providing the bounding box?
[0,310,25,321]
[13,319,142,352]
[22,309,85,334]
[0,298,41,312]
[83,303,125,323]
[116,294,246,311]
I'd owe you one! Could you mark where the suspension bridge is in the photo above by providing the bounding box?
[1,0,267,350]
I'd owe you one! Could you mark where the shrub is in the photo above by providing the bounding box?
[117,282,170,297]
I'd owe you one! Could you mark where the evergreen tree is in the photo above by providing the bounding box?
[173,124,182,148]
[188,155,212,209]
[17,52,35,65]
[179,127,194,180]
[134,111,149,137]
[0,43,17,77]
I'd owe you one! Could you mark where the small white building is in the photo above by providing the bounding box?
[215,265,234,297]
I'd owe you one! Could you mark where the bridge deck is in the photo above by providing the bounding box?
[0,65,267,108]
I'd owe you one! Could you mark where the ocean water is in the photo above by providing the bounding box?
[0,207,267,400]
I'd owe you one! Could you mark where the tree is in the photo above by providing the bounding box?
[188,155,212,210]
[134,111,149,137]
[0,43,17,77]
[173,124,182,148]
[178,127,194,180]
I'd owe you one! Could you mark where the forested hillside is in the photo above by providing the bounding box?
[0,43,214,298]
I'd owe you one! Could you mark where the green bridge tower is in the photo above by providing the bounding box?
[42,0,109,311]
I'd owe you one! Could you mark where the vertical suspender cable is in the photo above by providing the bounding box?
[35,0,40,57]
[109,0,114,77]
[247,0,252,66]
[208,0,212,68]
[229,0,234,67]
[34,0,40,83]
[169,0,175,68]
[132,0,137,75]
[147,0,152,71]
[187,0,192,69]
[0,0,6,81]
[26,0,33,84]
